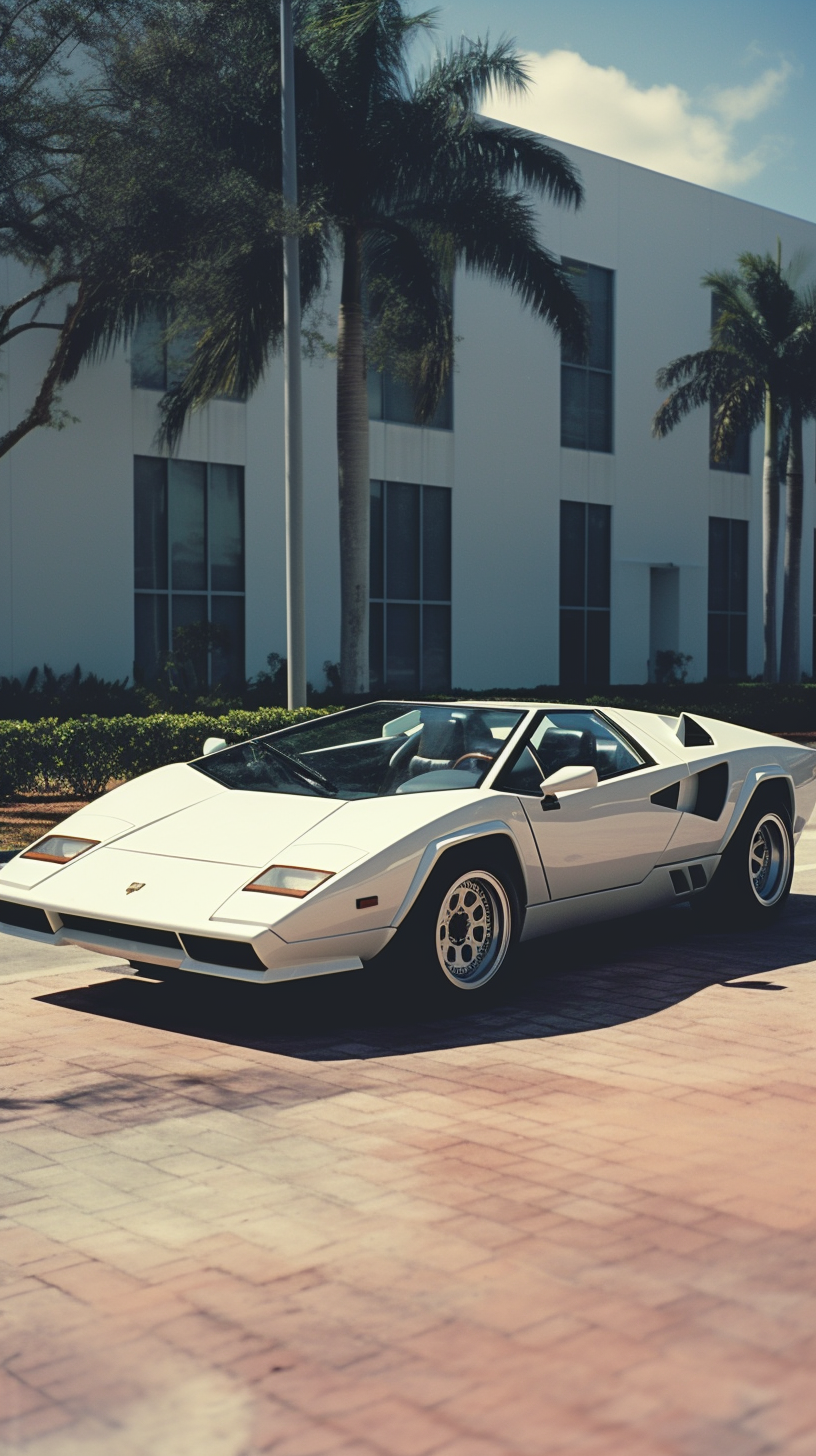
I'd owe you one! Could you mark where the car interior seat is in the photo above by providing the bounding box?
[407,715,466,778]
[538,726,596,779]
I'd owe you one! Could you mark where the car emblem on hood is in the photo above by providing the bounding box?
[125,882,145,895]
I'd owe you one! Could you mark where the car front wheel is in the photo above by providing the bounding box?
[432,867,514,990]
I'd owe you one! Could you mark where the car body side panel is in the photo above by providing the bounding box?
[521,855,722,940]
[521,763,684,898]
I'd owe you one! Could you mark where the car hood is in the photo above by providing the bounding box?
[112,787,346,868]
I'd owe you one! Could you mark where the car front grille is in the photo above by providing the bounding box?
[59,914,181,951]
[180,934,267,972]
[0,899,54,935]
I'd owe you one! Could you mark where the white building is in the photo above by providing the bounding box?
[2,135,815,694]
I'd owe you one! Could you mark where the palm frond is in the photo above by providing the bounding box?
[363,219,452,421]
[408,183,587,352]
[411,35,528,113]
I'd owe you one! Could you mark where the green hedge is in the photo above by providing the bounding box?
[0,708,329,802]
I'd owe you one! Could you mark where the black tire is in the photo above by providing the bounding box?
[706,790,794,926]
[391,845,522,993]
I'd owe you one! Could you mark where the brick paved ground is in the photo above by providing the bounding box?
[2,847,816,1455]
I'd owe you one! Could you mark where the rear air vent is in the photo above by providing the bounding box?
[679,714,714,747]
[670,869,691,895]
[60,915,181,950]
[0,899,54,935]
[180,935,267,972]
[693,763,728,821]
[689,864,708,890]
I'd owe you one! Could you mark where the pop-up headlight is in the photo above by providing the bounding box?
[22,835,99,864]
[245,865,334,898]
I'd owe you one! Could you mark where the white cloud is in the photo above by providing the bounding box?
[481,51,791,189]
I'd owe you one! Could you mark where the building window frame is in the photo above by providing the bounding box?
[559,500,611,687]
[367,369,453,430]
[134,455,246,687]
[707,515,748,680]
[369,479,452,693]
[560,259,614,454]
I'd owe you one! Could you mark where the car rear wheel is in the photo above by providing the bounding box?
[707,793,794,925]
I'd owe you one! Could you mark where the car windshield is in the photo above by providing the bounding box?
[191,702,525,799]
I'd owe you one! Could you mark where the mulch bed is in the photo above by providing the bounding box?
[0,792,90,852]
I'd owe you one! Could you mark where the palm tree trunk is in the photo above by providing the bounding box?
[762,390,780,682]
[780,404,804,683]
[336,227,370,695]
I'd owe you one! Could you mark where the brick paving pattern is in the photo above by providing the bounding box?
[2,865,816,1454]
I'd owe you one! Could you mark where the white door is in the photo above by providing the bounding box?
[497,711,683,900]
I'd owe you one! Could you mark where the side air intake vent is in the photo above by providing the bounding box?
[679,714,714,747]
[0,899,54,935]
[651,782,680,809]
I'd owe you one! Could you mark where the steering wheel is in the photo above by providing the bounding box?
[450,752,494,771]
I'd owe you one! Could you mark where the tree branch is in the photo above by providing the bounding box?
[0,276,75,337]
[0,283,87,462]
[1,321,65,344]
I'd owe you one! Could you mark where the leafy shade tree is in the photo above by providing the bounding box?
[653,253,809,683]
[0,0,150,460]
[70,0,587,694]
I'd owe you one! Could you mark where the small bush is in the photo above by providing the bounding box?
[0,707,330,801]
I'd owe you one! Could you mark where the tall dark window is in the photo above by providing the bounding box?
[131,309,242,399]
[559,501,611,686]
[368,370,452,429]
[561,260,614,453]
[708,517,748,680]
[134,456,245,686]
[370,481,451,693]
[709,297,750,473]
[131,308,196,391]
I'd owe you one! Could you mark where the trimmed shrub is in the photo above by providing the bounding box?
[0,707,330,801]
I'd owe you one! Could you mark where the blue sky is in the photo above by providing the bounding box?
[419,0,814,222]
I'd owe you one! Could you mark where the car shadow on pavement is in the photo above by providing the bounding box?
[35,889,816,1063]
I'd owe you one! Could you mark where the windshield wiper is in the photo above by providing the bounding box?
[257,740,338,796]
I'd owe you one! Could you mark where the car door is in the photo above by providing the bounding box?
[496,710,685,899]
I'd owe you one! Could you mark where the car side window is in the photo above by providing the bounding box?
[532,712,644,782]
[495,710,645,796]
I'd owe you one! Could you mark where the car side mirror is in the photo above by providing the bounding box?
[540,764,599,794]
[203,737,227,757]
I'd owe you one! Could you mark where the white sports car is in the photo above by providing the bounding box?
[2,700,815,994]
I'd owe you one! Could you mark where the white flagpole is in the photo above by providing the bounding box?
[280,0,306,708]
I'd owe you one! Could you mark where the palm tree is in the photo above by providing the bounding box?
[780,287,816,682]
[653,253,805,683]
[65,0,587,694]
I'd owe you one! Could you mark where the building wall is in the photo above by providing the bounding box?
[1,140,815,690]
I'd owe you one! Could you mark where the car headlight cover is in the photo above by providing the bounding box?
[22,835,99,864]
[245,865,334,897]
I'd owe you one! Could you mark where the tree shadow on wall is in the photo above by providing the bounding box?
[35,890,816,1064]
